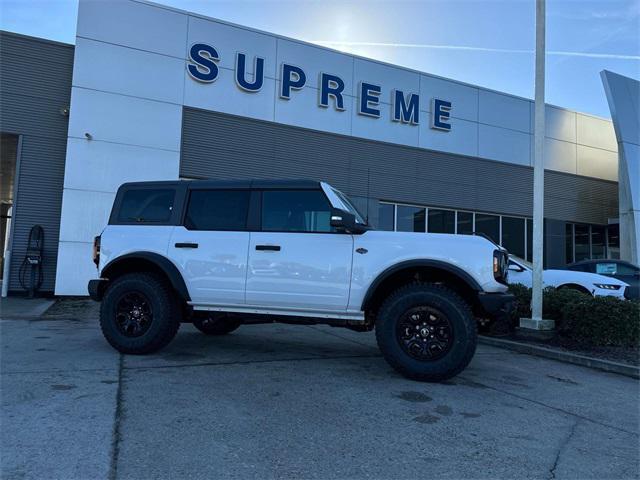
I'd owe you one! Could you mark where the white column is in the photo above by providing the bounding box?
[521,0,554,330]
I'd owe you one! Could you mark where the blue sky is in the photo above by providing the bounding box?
[1,0,638,118]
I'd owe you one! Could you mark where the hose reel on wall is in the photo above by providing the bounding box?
[18,225,44,297]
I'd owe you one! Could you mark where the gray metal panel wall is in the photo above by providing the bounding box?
[181,108,618,225]
[0,31,73,293]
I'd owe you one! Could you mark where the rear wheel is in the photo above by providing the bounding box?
[100,272,181,354]
[375,283,477,382]
[192,314,241,335]
[557,284,591,295]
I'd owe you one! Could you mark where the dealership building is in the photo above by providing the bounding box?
[1,0,638,296]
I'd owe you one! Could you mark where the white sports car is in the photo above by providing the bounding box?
[508,256,629,298]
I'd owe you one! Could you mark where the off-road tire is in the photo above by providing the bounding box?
[375,283,477,382]
[192,314,241,335]
[100,272,181,354]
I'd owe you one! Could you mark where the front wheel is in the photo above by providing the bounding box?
[375,283,477,382]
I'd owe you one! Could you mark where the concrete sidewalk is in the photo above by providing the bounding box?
[1,308,639,479]
[0,296,54,318]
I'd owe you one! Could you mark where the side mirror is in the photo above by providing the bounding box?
[330,208,358,233]
[508,262,524,272]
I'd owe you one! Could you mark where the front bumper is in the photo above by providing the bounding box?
[88,279,107,301]
[477,292,515,318]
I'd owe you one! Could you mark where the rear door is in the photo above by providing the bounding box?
[246,189,353,311]
[168,188,251,305]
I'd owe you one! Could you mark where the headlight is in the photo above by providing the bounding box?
[594,284,621,290]
[493,250,509,284]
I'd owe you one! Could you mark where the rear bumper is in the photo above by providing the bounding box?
[88,279,107,301]
[477,292,515,317]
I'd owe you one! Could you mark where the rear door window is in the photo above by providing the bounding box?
[117,189,175,223]
[184,190,250,231]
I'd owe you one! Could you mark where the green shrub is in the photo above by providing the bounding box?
[559,297,640,347]
[507,283,640,347]
[508,283,531,324]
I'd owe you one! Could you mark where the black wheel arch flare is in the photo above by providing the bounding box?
[360,259,482,312]
[100,252,191,302]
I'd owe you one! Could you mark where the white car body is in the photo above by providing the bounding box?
[97,181,509,322]
[507,256,629,298]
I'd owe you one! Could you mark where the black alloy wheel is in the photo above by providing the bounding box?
[375,283,477,382]
[396,306,453,361]
[115,291,154,337]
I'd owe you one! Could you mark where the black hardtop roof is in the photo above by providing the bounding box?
[118,179,322,190]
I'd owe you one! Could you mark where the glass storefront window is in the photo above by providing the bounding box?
[575,224,590,261]
[457,211,473,234]
[377,203,395,231]
[397,205,425,232]
[428,209,455,233]
[607,224,620,259]
[565,223,574,264]
[501,216,525,258]
[526,218,533,262]
[475,214,499,244]
[591,225,606,259]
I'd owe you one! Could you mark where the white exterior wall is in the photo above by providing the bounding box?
[602,71,640,265]
[55,0,619,294]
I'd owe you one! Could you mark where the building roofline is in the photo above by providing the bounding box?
[0,29,74,49]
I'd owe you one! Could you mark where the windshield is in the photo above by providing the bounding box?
[329,186,367,225]
[510,255,532,270]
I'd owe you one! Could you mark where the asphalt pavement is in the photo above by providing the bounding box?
[1,302,638,479]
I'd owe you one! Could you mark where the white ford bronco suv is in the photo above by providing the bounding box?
[89,179,513,382]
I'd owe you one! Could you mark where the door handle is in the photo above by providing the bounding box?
[175,242,198,248]
[255,245,281,251]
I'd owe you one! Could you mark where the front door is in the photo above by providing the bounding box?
[168,188,251,305]
[246,189,353,311]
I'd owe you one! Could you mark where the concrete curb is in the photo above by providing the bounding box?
[479,336,640,379]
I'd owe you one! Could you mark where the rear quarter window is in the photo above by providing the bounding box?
[117,188,176,223]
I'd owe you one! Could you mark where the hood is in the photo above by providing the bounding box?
[545,269,629,287]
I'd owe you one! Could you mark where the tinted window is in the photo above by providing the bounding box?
[428,209,455,233]
[378,203,395,231]
[501,216,525,258]
[591,225,606,259]
[457,211,473,235]
[185,190,249,231]
[397,206,425,232]
[475,213,499,244]
[118,188,175,223]
[575,224,590,261]
[262,190,332,232]
[566,223,574,264]
[526,218,533,262]
[607,224,620,259]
